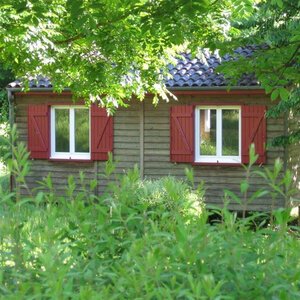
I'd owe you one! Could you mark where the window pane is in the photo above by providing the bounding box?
[200,109,216,155]
[222,109,239,156]
[75,109,89,153]
[55,109,69,152]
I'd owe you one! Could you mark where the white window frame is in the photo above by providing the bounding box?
[204,109,211,132]
[50,106,91,160]
[195,106,241,163]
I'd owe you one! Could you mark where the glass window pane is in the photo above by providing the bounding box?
[222,109,239,156]
[55,109,69,152]
[200,109,216,156]
[75,109,89,153]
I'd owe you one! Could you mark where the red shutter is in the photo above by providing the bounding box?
[241,105,266,164]
[28,104,49,159]
[170,105,194,163]
[91,104,113,160]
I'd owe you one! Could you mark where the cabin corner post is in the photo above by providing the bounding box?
[139,101,144,179]
[7,90,15,192]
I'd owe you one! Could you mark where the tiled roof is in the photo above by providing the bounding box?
[7,47,260,89]
[166,47,259,88]
[8,76,53,89]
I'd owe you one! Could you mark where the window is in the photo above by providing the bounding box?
[195,106,241,163]
[50,106,90,159]
[28,104,113,161]
[170,104,266,165]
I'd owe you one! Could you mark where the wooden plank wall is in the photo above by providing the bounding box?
[14,92,287,210]
[143,94,285,211]
[15,94,97,195]
[14,94,140,195]
[96,101,141,192]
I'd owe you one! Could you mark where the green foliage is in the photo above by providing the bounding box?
[217,0,300,145]
[0,123,9,161]
[0,0,253,110]
[0,123,9,192]
[0,64,13,123]
[267,87,300,147]
[225,144,297,222]
[218,1,300,91]
[0,90,9,123]
[1,137,300,298]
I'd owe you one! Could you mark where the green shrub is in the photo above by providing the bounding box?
[0,65,14,123]
[0,133,300,299]
[0,123,9,192]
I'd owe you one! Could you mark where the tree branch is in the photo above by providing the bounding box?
[272,44,300,86]
[54,8,138,45]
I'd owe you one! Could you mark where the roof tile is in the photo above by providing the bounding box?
[8,47,260,89]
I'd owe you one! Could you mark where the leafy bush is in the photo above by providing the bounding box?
[0,123,9,160]
[0,65,14,123]
[0,123,9,191]
[0,133,300,299]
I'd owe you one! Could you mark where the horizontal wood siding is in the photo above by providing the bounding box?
[143,94,285,211]
[14,95,140,195]
[14,92,288,211]
[96,102,140,191]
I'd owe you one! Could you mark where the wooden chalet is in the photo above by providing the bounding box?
[7,48,300,210]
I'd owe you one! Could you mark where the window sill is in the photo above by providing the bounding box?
[192,162,242,167]
[49,158,93,163]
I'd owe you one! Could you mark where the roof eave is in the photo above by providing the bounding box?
[7,85,263,93]
[6,87,71,92]
[167,86,263,91]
